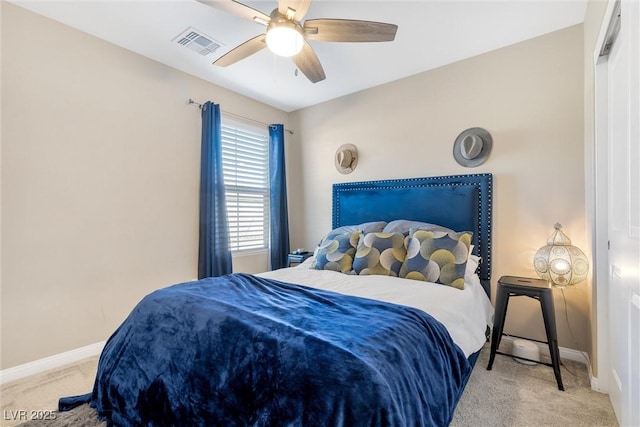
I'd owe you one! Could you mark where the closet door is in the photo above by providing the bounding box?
[603,1,640,425]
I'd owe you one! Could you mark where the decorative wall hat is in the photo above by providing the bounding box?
[453,127,493,167]
[335,144,358,174]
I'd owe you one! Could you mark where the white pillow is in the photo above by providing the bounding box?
[465,254,481,281]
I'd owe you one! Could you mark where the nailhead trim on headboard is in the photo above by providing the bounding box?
[332,174,493,296]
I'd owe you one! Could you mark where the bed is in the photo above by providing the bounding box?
[59,173,494,427]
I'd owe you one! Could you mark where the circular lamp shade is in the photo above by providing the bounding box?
[266,24,304,57]
[533,223,589,287]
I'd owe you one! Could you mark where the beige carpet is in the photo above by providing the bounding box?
[1,343,618,427]
[1,357,100,427]
[450,344,618,427]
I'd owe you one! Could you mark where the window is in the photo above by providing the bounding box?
[221,119,270,252]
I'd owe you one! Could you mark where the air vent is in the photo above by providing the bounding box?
[173,27,222,56]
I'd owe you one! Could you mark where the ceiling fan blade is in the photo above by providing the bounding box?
[213,34,267,67]
[292,40,325,83]
[197,0,270,25]
[304,19,398,42]
[278,0,311,21]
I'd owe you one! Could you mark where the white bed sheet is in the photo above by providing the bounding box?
[258,257,494,358]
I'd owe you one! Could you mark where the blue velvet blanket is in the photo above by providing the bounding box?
[65,273,471,426]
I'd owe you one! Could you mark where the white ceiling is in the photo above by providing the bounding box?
[10,0,587,112]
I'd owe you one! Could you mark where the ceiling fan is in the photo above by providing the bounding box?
[198,0,398,83]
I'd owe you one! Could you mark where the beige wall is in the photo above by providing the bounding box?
[2,2,592,370]
[292,25,589,352]
[1,3,290,369]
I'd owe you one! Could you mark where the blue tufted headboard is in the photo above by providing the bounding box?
[332,174,493,297]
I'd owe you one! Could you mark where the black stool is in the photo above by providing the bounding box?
[487,275,564,391]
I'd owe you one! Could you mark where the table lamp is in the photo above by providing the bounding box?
[533,223,589,287]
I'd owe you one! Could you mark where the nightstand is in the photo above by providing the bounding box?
[287,251,312,267]
[486,275,564,391]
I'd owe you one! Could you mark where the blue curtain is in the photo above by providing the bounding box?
[198,101,232,279]
[269,124,290,270]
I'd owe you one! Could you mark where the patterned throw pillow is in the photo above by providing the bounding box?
[353,232,407,277]
[315,222,387,247]
[400,228,473,289]
[382,219,453,236]
[312,231,361,273]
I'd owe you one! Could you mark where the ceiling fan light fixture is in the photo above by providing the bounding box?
[266,22,304,57]
[204,0,398,84]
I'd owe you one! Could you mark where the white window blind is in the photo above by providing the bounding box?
[221,120,270,252]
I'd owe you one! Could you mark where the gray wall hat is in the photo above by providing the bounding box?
[453,127,492,167]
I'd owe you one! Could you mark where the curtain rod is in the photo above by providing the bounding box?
[187,98,294,135]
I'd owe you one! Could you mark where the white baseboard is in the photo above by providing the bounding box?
[500,335,590,365]
[590,375,601,392]
[0,341,105,385]
[499,336,608,394]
